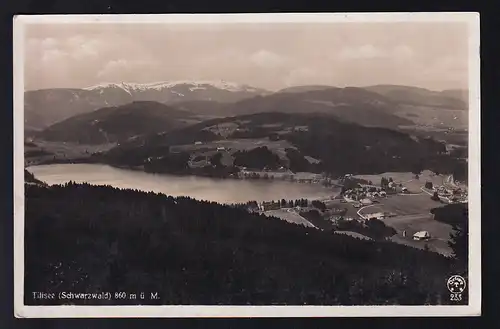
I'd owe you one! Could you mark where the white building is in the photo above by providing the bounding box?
[360,198,372,205]
[413,231,430,241]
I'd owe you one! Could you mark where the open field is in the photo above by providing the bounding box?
[172,138,297,162]
[353,169,459,256]
[263,209,316,228]
[357,194,454,255]
[354,170,450,193]
[25,140,117,166]
[378,194,441,216]
[396,104,468,129]
[334,231,373,241]
[383,214,454,256]
[173,138,295,154]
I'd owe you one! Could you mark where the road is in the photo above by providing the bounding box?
[356,204,378,219]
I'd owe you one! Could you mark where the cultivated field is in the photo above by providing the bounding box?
[24,140,117,166]
[383,214,454,256]
[378,194,441,216]
[358,194,454,255]
[354,170,448,193]
[264,209,316,228]
[396,104,468,129]
[172,138,295,154]
[352,170,459,256]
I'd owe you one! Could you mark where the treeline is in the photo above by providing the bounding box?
[24,169,47,186]
[25,182,465,306]
[431,203,468,266]
[233,147,282,170]
[236,198,311,210]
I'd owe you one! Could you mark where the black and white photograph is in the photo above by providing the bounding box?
[13,13,481,317]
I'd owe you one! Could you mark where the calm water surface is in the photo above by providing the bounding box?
[27,164,339,204]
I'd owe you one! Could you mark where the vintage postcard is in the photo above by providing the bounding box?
[13,13,481,317]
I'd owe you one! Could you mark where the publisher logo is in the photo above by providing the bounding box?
[447,275,466,302]
[447,275,466,294]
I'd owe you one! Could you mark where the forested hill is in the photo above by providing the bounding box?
[25,182,463,305]
[37,101,198,144]
[24,169,47,186]
[103,112,467,179]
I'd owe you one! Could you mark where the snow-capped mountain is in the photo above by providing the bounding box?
[25,80,269,131]
[84,80,263,94]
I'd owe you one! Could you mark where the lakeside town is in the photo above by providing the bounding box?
[242,170,468,256]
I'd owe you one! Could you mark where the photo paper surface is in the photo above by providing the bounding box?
[13,13,481,318]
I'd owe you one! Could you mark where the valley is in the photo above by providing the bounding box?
[23,81,470,305]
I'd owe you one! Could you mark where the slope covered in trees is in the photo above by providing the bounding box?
[102,112,467,179]
[38,101,197,144]
[25,182,465,306]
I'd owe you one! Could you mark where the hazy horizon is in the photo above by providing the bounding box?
[24,22,469,92]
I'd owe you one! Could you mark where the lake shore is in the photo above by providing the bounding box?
[26,163,340,204]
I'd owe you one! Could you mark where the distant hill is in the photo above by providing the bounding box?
[440,89,468,104]
[37,101,197,144]
[166,86,468,130]
[26,82,469,135]
[104,112,466,178]
[170,100,231,117]
[277,85,334,93]
[171,87,414,129]
[363,85,468,110]
[24,81,269,130]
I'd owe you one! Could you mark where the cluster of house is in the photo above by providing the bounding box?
[343,187,387,205]
[261,166,290,173]
[328,216,357,224]
[435,185,468,203]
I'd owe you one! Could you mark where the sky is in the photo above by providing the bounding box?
[23,22,470,92]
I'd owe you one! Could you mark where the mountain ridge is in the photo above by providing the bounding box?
[24,80,270,130]
[37,101,197,144]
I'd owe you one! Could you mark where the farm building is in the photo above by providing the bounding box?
[360,198,372,205]
[413,231,431,241]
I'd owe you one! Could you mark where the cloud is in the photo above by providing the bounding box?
[338,44,414,60]
[249,50,289,68]
[97,58,159,79]
[338,44,385,60]
[41,49,67,63]
[71,42,99,61]
[393,45,414,59]
[284,67,318,86]
[40,37,58,49]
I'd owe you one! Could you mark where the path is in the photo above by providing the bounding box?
[356,204,378,219]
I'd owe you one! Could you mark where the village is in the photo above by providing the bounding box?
[251,170,468,255]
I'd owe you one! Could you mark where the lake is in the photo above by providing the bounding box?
[27,164,339,204]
